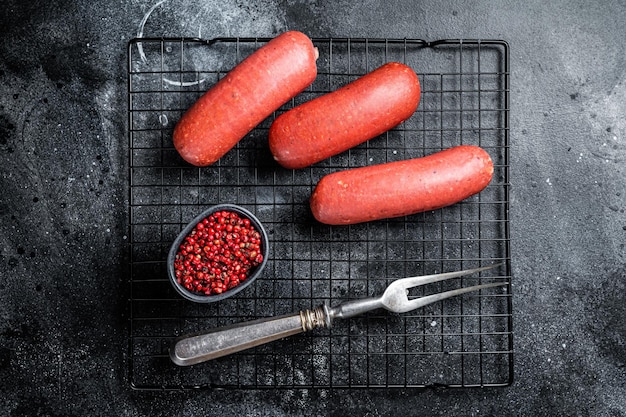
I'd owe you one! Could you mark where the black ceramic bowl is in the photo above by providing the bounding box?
[167,204,269,303]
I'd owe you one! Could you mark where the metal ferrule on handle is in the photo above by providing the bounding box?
[170,306,330,366]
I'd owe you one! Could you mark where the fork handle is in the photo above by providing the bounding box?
[170,306,330,366]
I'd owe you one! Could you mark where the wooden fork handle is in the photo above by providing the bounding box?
[170,306,329,366]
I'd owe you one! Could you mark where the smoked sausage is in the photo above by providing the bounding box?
[173,31,318,167]
[269,62,421,169]
[310,145,494,225]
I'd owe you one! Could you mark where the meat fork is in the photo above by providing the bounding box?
[170,264,507,366]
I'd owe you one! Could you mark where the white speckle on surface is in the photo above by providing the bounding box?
[430,320,437,327]
[546,178,552,186]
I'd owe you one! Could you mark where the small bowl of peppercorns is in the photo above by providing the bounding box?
[167,204,269,303]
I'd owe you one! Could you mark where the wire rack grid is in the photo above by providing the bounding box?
[127,36,512,390]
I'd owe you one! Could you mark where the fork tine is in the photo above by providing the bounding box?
[400,282,507,313]
[394,263,504,291]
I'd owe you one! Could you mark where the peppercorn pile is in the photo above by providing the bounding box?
[173,210,264,295]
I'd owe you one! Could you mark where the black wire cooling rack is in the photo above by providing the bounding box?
[127,36,512,390]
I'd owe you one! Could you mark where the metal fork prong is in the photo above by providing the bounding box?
[398,282,508,313]
[392,263,504,292]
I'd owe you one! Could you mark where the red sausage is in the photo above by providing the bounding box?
[269,62,421,169]
[310,145,494,225]
[173,31,318,167]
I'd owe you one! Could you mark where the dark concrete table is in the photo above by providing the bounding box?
[1,1,624,415]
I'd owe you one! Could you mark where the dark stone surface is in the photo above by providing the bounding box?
[1,0,624,415]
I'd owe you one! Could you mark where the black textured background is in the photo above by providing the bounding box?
[1,0,625,415]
